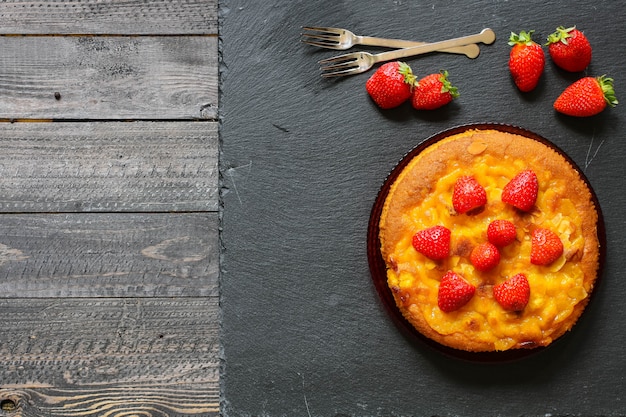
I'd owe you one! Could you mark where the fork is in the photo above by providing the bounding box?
[301,26,480,58]
[319,28,496,77]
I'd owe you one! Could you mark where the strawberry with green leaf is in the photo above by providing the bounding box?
[546,26,592,72]
[366,61,416,109]
[411,70,459,110]
[508,30,545,92]
[554,75,618,117]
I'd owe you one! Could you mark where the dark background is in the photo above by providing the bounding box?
[220,1,626,415]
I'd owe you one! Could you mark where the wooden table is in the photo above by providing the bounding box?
[0,1,219,415]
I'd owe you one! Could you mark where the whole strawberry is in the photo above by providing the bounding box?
[546,26,592,72]
[366,61,416,109]
[554,75,618,117]
[508,30,545,92]
[487,219,517,247]
[412,225,451,260]
[493,273,530,311]
[530,228,563,265]
[452,175,487,214]
[411,70,459,110]
[438,270,475,312]
[501,169,538,212]
[470,242,501,272]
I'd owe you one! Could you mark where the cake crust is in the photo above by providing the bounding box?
[379,128,600,352]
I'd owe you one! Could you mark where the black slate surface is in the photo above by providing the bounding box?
[220,1,626,416]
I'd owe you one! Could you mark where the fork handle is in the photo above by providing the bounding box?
[356,36,479,58]
[371,28,496,63]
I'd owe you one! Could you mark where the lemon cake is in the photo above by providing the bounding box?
[378,127,601,352]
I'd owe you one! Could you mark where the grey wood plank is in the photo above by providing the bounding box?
[0,212,218,298]
[0,121,218,212]
[0,0,218,35]
[0,36,217,120]
[0,297,219,416]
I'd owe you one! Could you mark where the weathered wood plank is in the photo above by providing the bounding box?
[0,121,218,212]
[0,297,219,416]
[0,36,217,120]
[0,213,218,298]
[0,0,218,35]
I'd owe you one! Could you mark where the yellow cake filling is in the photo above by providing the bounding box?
[386,145,589,350]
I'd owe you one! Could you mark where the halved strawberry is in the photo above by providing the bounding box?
[501,170,538,211]
[470,242,501,271]
[438,270,476,312]
[412,225,451,260]
[487,219,517,247]
[530,228,563,265]
[452,175,487,214]
[493,273,530,311]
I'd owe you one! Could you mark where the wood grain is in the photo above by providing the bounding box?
[0,36,218,120]
[0,121,218,212]
[0,212,218,298]
[0,0,222,414]
[0,297,219,416]
[0,0,218,35]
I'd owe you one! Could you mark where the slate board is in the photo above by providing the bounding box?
[220,1,626,415]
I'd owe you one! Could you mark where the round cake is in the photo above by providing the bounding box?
[378,126,601,352]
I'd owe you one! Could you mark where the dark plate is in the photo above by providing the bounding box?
[367,122,606,363]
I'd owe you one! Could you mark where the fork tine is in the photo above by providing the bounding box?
[318,53,358,65]
[301,33,339,42]
[301,39,341,50]
[301,26,341,34]
[319,59,358,72]
[321,67,361,78]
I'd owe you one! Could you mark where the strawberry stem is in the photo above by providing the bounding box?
[438,70,460,98]
[546,26,575,46]
[598,75,618,107]
[508,30,537,46]
[398,61,417,87]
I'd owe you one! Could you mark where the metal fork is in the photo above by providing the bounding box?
[319,28,496,78]
[301,26,480,58]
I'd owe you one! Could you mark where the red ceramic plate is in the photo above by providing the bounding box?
[367,123,606,362]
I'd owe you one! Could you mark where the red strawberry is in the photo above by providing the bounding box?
[493,273,530,311]
[530,228,564,265]
[366,61,416,109]
[412,225,451,260]
[487,219,517,247]
[546,26,592,72]
[470,242,501,271]
[411,70,459,110]
[508,30,545,92]
[452,175,487,214]
[501,170,538,212]
[554,75,618,117]
[438,270,476,312]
